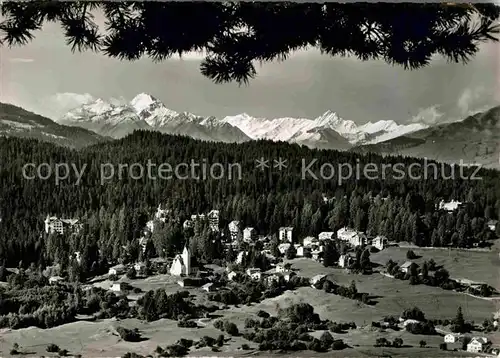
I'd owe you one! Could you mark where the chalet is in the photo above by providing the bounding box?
[227,271,238,281]
[110,282,128,292]
[183,219,193,230]
[154,204,170,222]
[44,215,81,235]
[275,263,290,273]
[284,271,297,282]
[338,254,354,268]
[202,283,216,292]
[243,227,256,242]
[310,274,327,289]
[488,220,498,231]
[400,261,413,274]
[278,243,291,254]
[170,246,191,276]
[177,278,203,287]
[279,227,294,243]
[372,236,388,251]
[444,333,462,343]
[228,221,241,241]
[438,200,462,212]
[318,232,335,241]
[337,227,367,247]
[208,210,220,232]
[49,275,64,285]
[134,262,146,274]
[296,246,307,257]
[246,268,262,281]
[303,236,318,248]
[108,264,125,276]
[467,337,490,353]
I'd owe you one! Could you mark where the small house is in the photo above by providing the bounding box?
[278,227,294,243]
[488,220,498,231]
[284,271,297,282]
[108,264,125,276]
[227,271,238,281]
[338,254,354,268]
[243,227,256,242]
[110,282,128,292]
[444,333,461,343]
[134,262,146,274]
[372,236,388,251]
[400,261,413,274]
[467,337,490,353]
[310,274,327,288]
[202,283,216,292]
[246,268,262,281]
[318,232,335,241]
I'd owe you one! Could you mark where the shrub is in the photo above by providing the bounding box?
[126,268,136,279]
[332,339,346,350]
[46,344,59,353]
[406,250,417,259]
[58,349,69,356]
[116,327,142,342]
[256,310,270,318]
[224,321,239,336]
[241,344,250,350]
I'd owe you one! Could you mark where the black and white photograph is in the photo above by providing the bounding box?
[0,1,500,357]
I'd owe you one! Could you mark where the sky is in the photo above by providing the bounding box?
[1,17,499,125]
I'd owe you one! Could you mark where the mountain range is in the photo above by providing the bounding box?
[1,93,498,169]
[56,93,429,151]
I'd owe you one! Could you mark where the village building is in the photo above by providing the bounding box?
[279,227,294,243]
[235,251,248,264]
[243,227,256,242]
[44,215,81,235]
[49,275,64,285]
[227,271,238,281]
[228,221,241,241]
[278,243,291,254]
[296,246,307,257]
[134,262,146,274]
[108,264,125,276]
[336,227,367,247]
[303,236,318,248]
[488,220,498,231]
[338,254,354,268]
[372,236,388,251]
[202,283,216,292]
[400,261,414,274]
[444,333,462,343]
[110,282,128,292]
[170,245,191,276]
[467,337,490,353]
[208,210,220,232]
[284,271,297,282]
[246,268,262,281]
[275,263,290,273]
[183,219,193,230]
[310,274,327,289]
[438,199,463,212]
[154,204,170,222]
[318,232,335,241]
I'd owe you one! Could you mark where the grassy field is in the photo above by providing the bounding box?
[1,254,499,357]
[371,246,500,289]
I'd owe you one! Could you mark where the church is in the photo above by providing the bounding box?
[170,245,191,276]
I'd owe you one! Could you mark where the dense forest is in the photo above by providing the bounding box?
[0,130,499,269]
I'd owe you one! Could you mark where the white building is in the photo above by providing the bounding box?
[336,227,367,247]
[227,271,238,281]
[49,276,64,285]
[296,246,306,257]
[208,210,220,232]
[170,245,191,276]
[400,261,413,274]
[318,232,335,241]
[246,268,262,281]
[111,282,127,292]
[372,236,388,251]
[202,283,216,292]
[235,251,248,265]
[439,200,462,212]
[279,227,294,243]
[154,204,170,222]
[44,215,81,235]
[488,220,498,231]
[243,227,256,242]
[303,236,317,248]
[444,334,461,343]
[108,264,125,276]
[275,263,289,273]
[310,274,327,288]
[228,221,241,241]
[278,243,291,255]
[284,271,297,282]
[338,254,354,268]
[467,337,490,353]
[134,262,146,274]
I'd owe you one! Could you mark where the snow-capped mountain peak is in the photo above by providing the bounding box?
[314,110,358,134]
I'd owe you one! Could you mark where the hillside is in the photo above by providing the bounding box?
[353,106,500,169]
[0,103,107,148]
